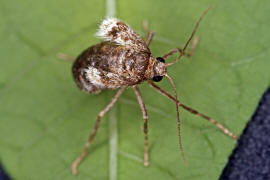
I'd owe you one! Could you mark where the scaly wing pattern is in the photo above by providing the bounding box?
[96,18,147,51]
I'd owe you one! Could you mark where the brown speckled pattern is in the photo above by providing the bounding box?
[72,42,153,93]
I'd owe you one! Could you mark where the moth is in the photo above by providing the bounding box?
[60,6,238,175]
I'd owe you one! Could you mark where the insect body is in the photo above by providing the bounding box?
[68,7,238,176]
[72,18,165,94]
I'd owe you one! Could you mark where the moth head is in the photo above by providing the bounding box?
[152,57,166,82]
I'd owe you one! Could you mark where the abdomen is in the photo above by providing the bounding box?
[72,42,150,94]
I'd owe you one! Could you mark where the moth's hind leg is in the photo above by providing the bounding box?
[143,20,155,47]
[133,86,149,167]
[72,87,126,175]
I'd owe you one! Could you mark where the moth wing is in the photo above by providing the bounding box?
[84,66,134,90]
[96,18,147,51]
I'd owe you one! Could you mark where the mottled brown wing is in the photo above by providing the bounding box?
[96,18,148,52]
[72,42,151,93]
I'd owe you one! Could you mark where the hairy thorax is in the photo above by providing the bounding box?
[72,42,152,93]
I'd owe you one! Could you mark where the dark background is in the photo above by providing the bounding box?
[220,87,270,180]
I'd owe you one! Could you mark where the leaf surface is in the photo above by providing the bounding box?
[0,0,269,179]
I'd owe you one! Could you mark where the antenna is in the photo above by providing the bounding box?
[166,5,214,67]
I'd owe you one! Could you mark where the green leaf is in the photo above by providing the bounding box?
[1,0,269,179]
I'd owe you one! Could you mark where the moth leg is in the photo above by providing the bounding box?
[146,32,155,47]
[162,36,199,60]
[133,86,149,167]
[148,81,238,140]
[143,20,150,41]
[185,36,199,58]
[57,53,75,62]
[143,20,155,47]
[162,48,179,60]
[72,87,126,175]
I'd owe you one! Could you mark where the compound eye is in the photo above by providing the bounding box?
[152,76,163,82]
[156,57,165,63]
